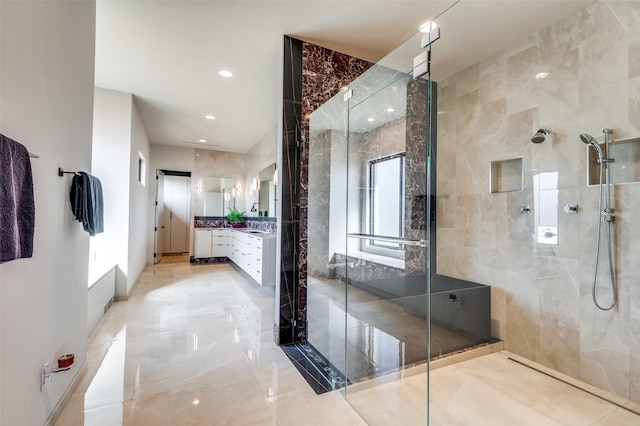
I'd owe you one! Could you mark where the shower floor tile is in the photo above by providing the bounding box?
[307,275,486,384]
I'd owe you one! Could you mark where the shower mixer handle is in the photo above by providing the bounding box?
[603,208,615,223]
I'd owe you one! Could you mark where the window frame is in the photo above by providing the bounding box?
[363,152,405,258]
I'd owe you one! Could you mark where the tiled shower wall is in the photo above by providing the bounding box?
[436,0,640,401]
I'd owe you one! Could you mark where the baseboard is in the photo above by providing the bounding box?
[44,360,88,426]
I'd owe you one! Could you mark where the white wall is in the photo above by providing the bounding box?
[127,99,150,292]
[147,145,195,264]
[92,89,151,297]
[0,2,96,425]
[91,88,132,296]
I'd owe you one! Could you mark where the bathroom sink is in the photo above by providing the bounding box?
[241,229,268,234]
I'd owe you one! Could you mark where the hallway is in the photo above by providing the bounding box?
[55,261,640,425]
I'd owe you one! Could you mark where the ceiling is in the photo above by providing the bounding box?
[95,1,595,154]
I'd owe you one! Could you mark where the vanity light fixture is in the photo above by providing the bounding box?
[273,169,278,186]
[254,177,261,192]
[218,70,233,78]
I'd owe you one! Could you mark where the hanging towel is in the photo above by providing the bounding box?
[70,172,103,236]
[0,133,35,264]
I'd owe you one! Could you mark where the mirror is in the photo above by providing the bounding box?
[202,177,235,216]
[258,164,276,217]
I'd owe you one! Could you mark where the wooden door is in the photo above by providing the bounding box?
[162,175,191,254]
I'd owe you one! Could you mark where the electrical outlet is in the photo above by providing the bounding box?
[41,363,52,391]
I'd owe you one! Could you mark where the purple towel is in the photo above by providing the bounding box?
[0,134,35,264]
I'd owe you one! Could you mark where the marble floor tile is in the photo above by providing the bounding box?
[55,261,640,425]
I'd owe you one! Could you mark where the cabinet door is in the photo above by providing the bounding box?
[211,230,228,257]
[252,240,263,283]
[194,230,213,258]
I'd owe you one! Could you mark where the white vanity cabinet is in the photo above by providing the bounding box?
[211,229,231,257]
[194,229,213,258]
[194,228,231,258]
[231,230,276,287]
[232,231,253,272]
[193,228,275,287]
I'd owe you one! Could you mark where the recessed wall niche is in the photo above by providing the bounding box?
[490,157,523,193]
[587,136,640,186]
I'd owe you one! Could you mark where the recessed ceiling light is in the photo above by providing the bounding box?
[386,108,394,113]
[205,115,215,120]
[367,117,375,122]
[218,70,233,78]
[419,21,437,33]
[535,72,549,80]
[198,139,207,143]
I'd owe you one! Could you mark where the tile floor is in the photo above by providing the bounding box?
[55,261,640,425]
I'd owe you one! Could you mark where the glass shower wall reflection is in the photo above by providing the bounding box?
[307,57,432,425]
[343,60,430,424]
[307,90,349,387]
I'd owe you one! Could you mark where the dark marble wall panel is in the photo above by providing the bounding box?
[278,36,371,344]
[405,78,429,276]
[278,37,303,345]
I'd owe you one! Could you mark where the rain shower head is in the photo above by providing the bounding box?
[580,133,604,160]
[531,128,551,144]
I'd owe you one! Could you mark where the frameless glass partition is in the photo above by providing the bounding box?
[307,23,436,422]
[343,64,431,423]
[307,91,349,388]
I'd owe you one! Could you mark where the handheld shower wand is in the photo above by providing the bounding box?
[580,133,604,161]
[581,130,617,311]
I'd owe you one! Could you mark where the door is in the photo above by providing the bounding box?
[153,170,165,264]
[162,174,191,254]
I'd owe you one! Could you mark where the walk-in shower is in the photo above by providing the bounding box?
[581,129,617,311]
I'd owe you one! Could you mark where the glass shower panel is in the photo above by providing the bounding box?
[342,61,431,424]
[307,92,349,391]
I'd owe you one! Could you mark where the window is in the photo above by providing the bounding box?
[138,151,146,186]
[364,153,405,257]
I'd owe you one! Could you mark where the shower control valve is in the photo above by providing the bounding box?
[564,204,579,214]
[603,208,616,223]
[518,205,530,215]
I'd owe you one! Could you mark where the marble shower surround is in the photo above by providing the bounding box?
[435,0,640,402]
[278,37,371,344]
